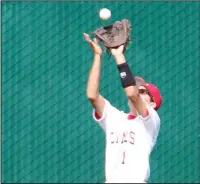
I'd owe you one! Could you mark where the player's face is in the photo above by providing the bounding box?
[128,86,156,110]
[138,86,153,104]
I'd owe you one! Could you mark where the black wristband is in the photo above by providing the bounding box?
[117,63,136,88]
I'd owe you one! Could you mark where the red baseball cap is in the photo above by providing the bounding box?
[142,83,162,110]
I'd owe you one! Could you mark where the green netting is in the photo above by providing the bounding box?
[2,1,200,183]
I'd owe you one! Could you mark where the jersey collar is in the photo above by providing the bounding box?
[127,114,136,120]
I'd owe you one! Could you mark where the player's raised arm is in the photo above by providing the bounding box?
[110,45,148,118]
[84,33,105,117]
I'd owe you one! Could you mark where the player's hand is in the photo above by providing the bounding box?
[84,33,102,55]
[110,45,125,57]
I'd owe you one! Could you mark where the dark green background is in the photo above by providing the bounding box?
[2,1,200,183]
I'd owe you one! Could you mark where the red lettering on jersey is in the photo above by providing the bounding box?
[121,131,128,143]
[129,131,135,144]
[116,133,119,143]
[110,131,135,145]
[110,132,114,143]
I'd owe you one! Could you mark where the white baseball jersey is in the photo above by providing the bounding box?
[93,99,160,183]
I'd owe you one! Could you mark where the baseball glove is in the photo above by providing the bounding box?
[93,19,131,53]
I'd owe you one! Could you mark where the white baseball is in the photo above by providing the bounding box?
[99,8,111,20]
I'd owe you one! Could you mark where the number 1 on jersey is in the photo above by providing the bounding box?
[122,151,126,164]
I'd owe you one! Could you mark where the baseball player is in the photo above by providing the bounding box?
[84,33,162,183]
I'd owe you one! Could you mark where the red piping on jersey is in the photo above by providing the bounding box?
[95,112,101,120]
[95,111,142,120]
[127,114,136,120]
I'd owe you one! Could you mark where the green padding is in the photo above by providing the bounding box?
[2,1,200,183]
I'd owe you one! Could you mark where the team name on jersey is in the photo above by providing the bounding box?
[110,131,135,144]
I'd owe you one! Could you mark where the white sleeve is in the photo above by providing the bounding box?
[92,99,120,132]
[138,104,161,140]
